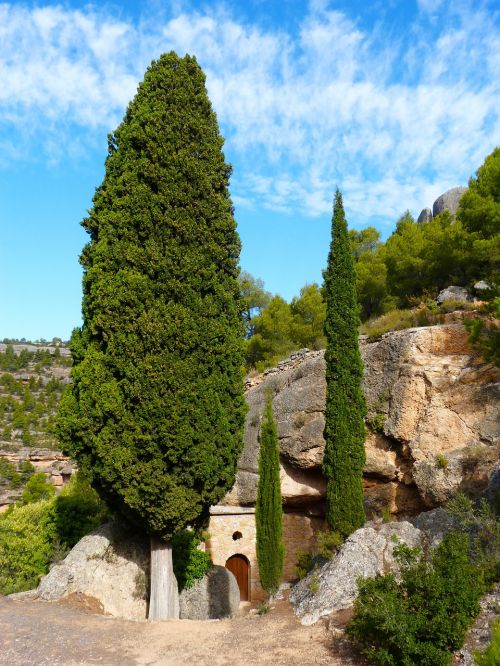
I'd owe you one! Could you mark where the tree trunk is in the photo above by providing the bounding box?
[148,537,179,620]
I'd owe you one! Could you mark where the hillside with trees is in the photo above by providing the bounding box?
[0,343,71,450]
[243,147,499,372]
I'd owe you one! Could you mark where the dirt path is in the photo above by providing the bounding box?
[0,595,363,666]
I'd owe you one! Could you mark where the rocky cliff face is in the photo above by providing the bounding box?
[225,323,499,516]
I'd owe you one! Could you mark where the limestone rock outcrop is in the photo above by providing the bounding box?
[0,448,75,511]
[432,186,467,217]
[417,207,433,223]
[37,523,150,621]
[290,521,423,625]
[230,322,499,514]
[367,325,499,508]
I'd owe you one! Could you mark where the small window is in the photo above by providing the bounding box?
[232,531,242,541]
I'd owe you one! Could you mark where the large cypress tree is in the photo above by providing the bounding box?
[322,189,366,536]
[255,393,284,595]
[56,53,246,619]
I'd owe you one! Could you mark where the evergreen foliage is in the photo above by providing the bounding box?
[245,284,326,370]
[347,533,484,666]
[0,499,56,594]
[0,474,108,595]
[172,530,212,591]
[290,284,326,349]
[322,189,366,536]
[239,271,271,337]
[20,472,55,505]
[56,52,246,541]
[349,227,390,320]
[48,474,109,549]
[0,348,69,451]
[457,147,500,291]
[256,393,284,594]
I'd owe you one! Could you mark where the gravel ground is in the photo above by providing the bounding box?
[0,594,363,666]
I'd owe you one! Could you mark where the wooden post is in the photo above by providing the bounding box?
[148,537,179,620]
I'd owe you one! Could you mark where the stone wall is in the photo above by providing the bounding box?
[207,507,326,601]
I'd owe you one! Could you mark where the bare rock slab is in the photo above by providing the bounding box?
[432,186,467,217]
[290,521,422,626]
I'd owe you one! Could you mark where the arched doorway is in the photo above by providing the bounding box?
[225,554,250,601]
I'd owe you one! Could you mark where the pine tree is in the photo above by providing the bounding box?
[256,392,284,595]
[322,189,366,536]
[56,53,247,618]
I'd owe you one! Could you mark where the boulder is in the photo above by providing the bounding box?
[411,507,462,548]
[290,521,423,625]
[37,523,149,620]
[436,286,470,304]
[432,186,467,217]
[37,522,240,622]
[417,207,433,223]
[473,280,493,294]
[179,565,239,620]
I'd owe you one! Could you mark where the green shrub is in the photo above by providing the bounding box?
[295,531,343,579]
[464,309,500,367]
[382,507,392,523]
[437,453,449,469]
[18,460,35,481]
[315,530,343,559]
[21,472,55,504]
[48,474,109,549]
[367,412,386,433]
[446,492,500,585]
[308,568,320,593]
[172,530,212,591]
[360,302,462,340]
[0,456,21,488]
[257,602,270,615]
[0,473,109,594]
[474,618,500,665]
[295,550,313,579]
[347,532,484,666]
[0,500,56,594]
[361,308,416,339]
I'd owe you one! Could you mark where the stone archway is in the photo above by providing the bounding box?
[225,554,250,601]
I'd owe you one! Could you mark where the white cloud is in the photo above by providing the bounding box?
[417,0,444,15]
[0,1,498,225]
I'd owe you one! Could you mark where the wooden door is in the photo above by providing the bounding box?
[225,554,250,601]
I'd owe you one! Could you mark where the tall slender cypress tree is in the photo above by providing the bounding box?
[56,53,246,618]
[256,392,284,595]
[322,189,366,536]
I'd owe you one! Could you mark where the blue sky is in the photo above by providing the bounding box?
[1,0,499,340]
